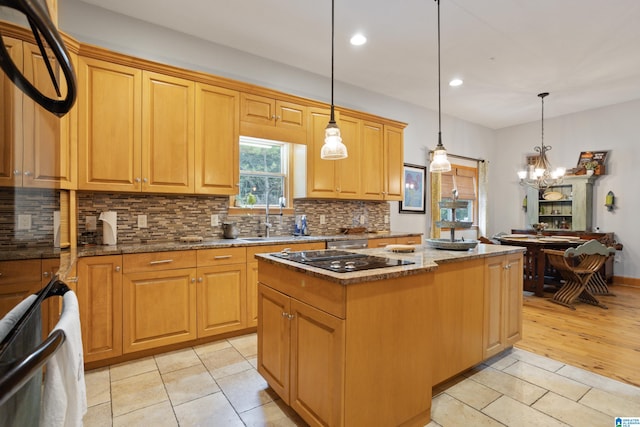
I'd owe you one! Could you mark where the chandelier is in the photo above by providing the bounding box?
[517,92,565,190]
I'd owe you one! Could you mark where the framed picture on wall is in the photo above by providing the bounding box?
[399,163,426,214]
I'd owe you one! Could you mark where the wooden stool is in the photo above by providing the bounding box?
[543,240,616,310]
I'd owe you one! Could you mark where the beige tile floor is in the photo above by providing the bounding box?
[83,333,640,426]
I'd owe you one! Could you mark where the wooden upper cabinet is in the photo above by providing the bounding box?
[383,125,404,200]
[0,36,22,187]
[0,35,75,189]
[334,114,361,198]
[360,120,384,200]
[195,83,239,195]
[142,71,194,193]
[303,107,338,198]
[78,57,142,192]
[240,93,307,144]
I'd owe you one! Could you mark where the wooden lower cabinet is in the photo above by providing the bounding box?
[431,259,485,386]
[77,255,123,363]
[0,259,42,318]
[484,253,524,358]
[196,247,247,337]
[246,242,324,328]
[259,283,345,426]
[368,235,422,248]
[258,261,432,427]
[123,269,197,353]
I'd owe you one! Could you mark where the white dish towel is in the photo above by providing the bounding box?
[40,291,87,427]
[0,294,37,342]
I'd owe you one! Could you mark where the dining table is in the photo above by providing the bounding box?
[497,234,589,296]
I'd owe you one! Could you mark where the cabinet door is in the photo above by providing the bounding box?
[196,264,246,337]
[123,267,196,353]
[257,283,291,402]
[195,83,239,195]
[504,252,523,346]
[21,41,75,189]
[0,259,42,318]
[483,256,505,358]
[240,93,307,144]
[290,298,345,427]
[77,255,123,363]
[305,107,337,198]
[360,120,384,199]
[395,235,422,245]
[483,253,523,358]
[142,71,194,193]
[335,114,361,198]
[0,36,23,187]
[78,57,142,191]
[241,93,276,126]
[431,259,485,385]
[383,125,404,200]
[246,261,259,328]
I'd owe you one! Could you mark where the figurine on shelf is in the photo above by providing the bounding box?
[532,222,547,236]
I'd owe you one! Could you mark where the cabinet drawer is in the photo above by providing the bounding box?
[197,247,246,266]
[368,238,396,248]
[123,250,196,273]
[396,236,422,245]
[0,259,42,284]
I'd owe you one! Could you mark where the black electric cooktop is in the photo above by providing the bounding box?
[271,250,414,273]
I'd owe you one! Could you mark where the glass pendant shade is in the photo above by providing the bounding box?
[321,120,348,159]
[430,146,451,172]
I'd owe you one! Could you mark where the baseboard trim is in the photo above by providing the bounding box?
[612,276,640,287]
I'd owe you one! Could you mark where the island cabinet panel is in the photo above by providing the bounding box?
[76,255,123,363]
[247,242,324,328]
[258,260,433,427]
[484,253,523,358]
[431,258,485,386]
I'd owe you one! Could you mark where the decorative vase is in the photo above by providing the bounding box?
[586,169,594,176]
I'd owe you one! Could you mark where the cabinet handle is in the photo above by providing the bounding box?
[143,178,148,183]
[115,266,121,272]
[406,240,416,244]
[23,171,32,177]
[198,277,203,283]
[287,313,295,320]
[13,170,20,176]
[213,255,232,260]
[149,259,174,265]
[191,278,196,283]
[43,271,50,277]
[504,264,511,270]
[282,311,288,318]
[275,115,281,121]
[135,177,141,183]
[271,114,277,120]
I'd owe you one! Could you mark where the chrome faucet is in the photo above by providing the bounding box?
[263,182,285,238]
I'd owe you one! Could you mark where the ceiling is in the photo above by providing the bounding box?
[76,0,640,129]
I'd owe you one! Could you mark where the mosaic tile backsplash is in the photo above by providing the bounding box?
[0,188,58,249]
[77,192,390,245]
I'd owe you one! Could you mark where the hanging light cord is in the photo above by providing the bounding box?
[329,0,336,124]
[436,0,442,147]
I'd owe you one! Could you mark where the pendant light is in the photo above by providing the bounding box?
[429,0,451,173]
[321,0,348,160]
[517,92,565,190]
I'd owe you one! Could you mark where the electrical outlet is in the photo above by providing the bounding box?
[17,214,31,231]
[384,215,389,224]
[86,215,97,231]
[138,214,148,228]
[211,214,219,226]
[359,215,366,225]
[319,215,326,225]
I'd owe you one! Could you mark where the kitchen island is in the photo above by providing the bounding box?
[256,243,525,427]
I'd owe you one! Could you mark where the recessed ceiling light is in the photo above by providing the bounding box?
[449,78,463,87]
[350,33,367,46]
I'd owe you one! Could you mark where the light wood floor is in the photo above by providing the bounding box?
[516,283,640,387]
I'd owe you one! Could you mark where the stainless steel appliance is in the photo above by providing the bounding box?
[271,249,414,273]
[326,239,368,249]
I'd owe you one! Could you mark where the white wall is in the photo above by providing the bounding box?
[492,100,640,280]
[60,0,637,279]
[59,0,494,242]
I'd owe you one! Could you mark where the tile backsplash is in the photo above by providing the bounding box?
[0,188,58,249]
[77,192,390,245]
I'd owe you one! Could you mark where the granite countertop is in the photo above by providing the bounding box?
[255,243,526,285]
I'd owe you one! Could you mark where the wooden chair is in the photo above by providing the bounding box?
[543,240,616,310]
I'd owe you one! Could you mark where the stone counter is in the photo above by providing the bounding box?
[255,243,526,285]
